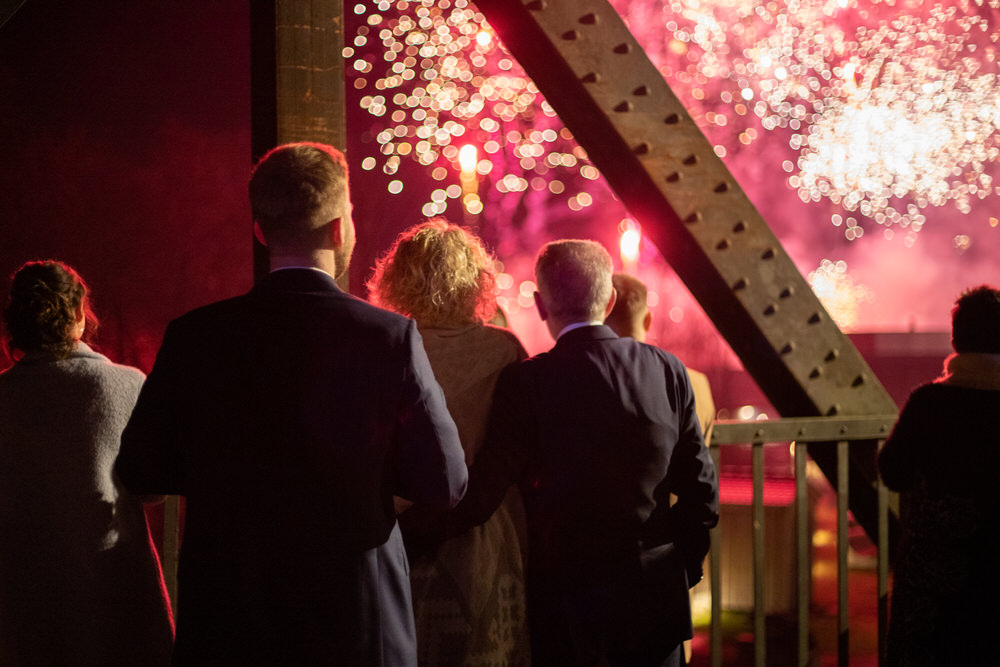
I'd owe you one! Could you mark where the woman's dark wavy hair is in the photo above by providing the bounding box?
[951,284,1000,354]
[2,260,98,359]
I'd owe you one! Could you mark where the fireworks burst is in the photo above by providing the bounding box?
[808,259,876,329]
[650,0,1000,236]
[348,0,601,230]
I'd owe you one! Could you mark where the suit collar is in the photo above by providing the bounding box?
[254,268,342,294]
[552,324,619,349]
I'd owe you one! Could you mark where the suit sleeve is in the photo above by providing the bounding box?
[448,362,530,532]
[392,320,468,508]
[116,320,186,495]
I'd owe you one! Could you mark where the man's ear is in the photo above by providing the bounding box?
[533,291,548,321]
[252,221,267,247]
[603,287,617,320]
[643,309,652,333]
[330,217,344,247]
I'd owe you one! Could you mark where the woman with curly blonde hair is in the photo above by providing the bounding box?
[370,219,530,666]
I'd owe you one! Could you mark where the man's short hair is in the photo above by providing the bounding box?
[951,284,1000,354]
[535,240,613,323]
[248,143,349,247]
[606,273,648,335]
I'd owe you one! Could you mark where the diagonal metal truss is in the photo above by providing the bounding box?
[475,0,898,536]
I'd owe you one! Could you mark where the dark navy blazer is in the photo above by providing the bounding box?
[458,324,719,665]
[117,269,467,666]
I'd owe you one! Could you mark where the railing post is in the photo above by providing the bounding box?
[877,438,890,667]
[753,440,766,667]
[796,441,810,667]
[837,440,850,667]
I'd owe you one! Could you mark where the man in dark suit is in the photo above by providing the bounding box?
[455,240,719,666]
[116,143,468,666]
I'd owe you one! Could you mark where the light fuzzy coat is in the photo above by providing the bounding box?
[0,343,173,666]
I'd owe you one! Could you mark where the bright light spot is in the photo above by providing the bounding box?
[519,280,536,297]
[620,227,641,264]
[476,31,492,47]
[496,273,514,291]
[647,291,659,308]
[387,180,403,194]
[669,307,684,323]
[737,405,757,421]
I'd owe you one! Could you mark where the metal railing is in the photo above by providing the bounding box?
[709,415,898,667]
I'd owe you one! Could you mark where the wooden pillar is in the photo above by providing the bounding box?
[249,0,346,284]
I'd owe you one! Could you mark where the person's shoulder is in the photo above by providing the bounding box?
[481,323,528,358]
[627,337,684,368]
[168,293,250,330]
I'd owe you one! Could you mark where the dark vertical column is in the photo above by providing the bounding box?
[249,0,345,285]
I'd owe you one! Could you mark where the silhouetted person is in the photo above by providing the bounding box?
[116,143,467,666]
[1,260,173,666]
[878,284,1000,666]
[606,272,716,444]
[369,218,531,666]
[451,240,719,666]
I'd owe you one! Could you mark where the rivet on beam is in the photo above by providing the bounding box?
[808,312,822,324]
[613,43,632,54]
[633,85,650,96]
[761,247,776,259]
[666,172,681,182]
[733,277,749,290]
[780,286,794,298]
[526,0,547,10]
[714,181,729,193]
[809,367,823,379]
[581,72,600,84]
[716,238,730,250]
[780,342,795,354]
[852,374,866,387]
[764,303,778,316]
[825,349,839,362]
[733,220,747,233]
[579,12,598,24]
[633,142,650,155]
[562,30,580,40]
[684,212,702,223]
[683,154,698,166]
[664,113,681,124]
[614,100,633,112]
[827,404,841,416]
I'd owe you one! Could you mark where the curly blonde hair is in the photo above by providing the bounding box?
[368,219,498,328]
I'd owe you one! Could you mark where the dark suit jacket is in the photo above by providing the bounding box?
[116,269,468,666]
[457,325,719,666]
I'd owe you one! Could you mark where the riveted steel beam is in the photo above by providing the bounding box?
[475,0,898,537]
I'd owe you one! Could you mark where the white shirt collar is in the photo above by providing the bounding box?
[556,321,604,340]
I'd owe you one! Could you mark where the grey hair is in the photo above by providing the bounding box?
[534,239,613,323]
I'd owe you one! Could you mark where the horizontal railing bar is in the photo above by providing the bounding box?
[711,415,897,445]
